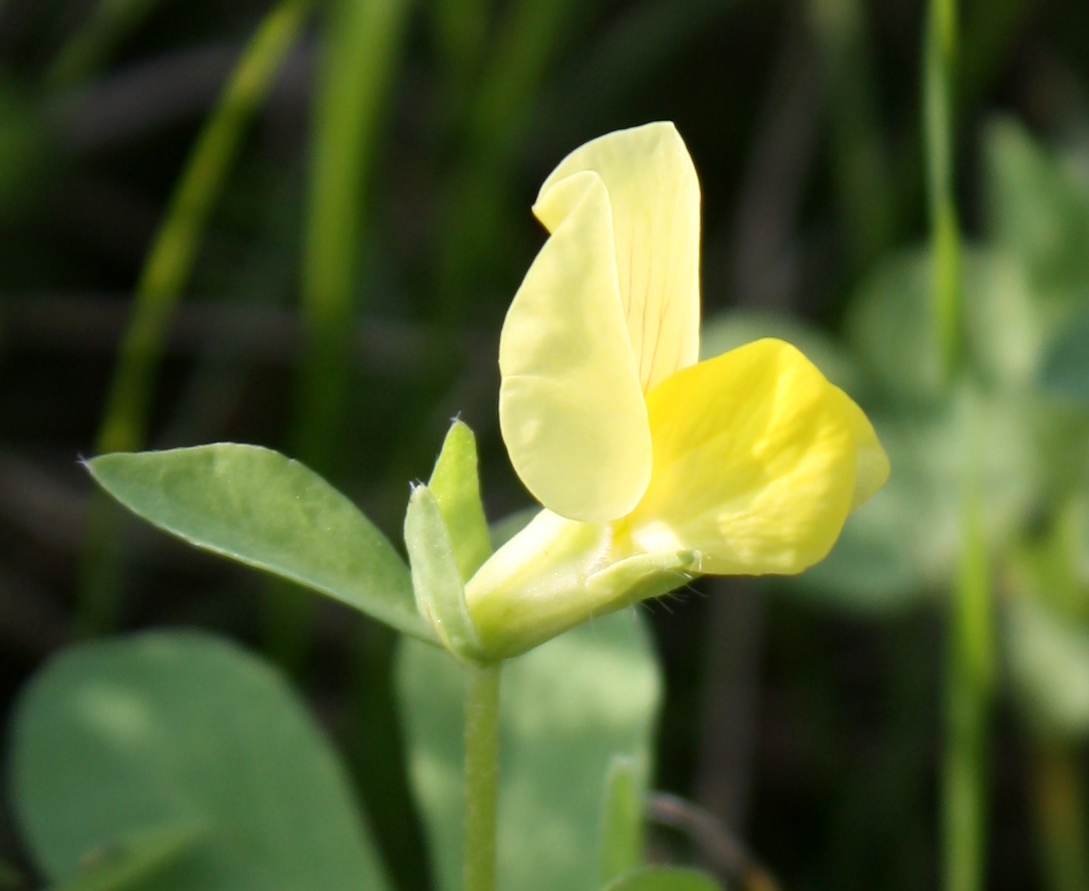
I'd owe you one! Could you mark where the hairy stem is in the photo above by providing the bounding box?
[463,661,501,891]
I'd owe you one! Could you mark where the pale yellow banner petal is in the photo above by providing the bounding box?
[839,394,890,509]
[536,122,701,392]
[622,339,858,574]
[500,171,651,523]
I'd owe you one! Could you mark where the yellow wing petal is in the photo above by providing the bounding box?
[537,122,701,392]
[500,171,651,523]
[621,338,859,575]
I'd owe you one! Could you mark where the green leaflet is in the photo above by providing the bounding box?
[87,444,435,643]
[10,631,391,891]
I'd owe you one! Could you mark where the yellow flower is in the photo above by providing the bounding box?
[463,122,888,659]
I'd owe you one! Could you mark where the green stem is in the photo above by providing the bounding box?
[924,5,994,887]
[79,0,312,633]
[943,481,992,891]
[463,661,502,891]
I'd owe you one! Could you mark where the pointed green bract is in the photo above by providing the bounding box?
[428,420,493,581]
[87,444,434,643]
[10,632,392,891]
[404,484,483,661]
[602,867,723,891]
[396,608,661,891]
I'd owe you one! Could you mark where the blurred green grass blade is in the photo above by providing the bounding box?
[79,0,314,635]
[403,484,482,660]
[397,608,662,891]
[96,0,313,456]
[87,444,435,643]
[294,0,411,473]
[428,420,492,582]
[923,5,996,888]
[602,868,723,891]
[275,0,412,671]
[11,631,392,891]
[944,397,995,891]
[45,0,164,91]
[923,0,962,377]
[599,757,644,885]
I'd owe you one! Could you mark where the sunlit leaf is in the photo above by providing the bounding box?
[396,609,662,891]
[88,444,435,643]
[10,631,391,891]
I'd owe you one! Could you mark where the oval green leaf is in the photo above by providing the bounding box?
[10,631,391,891]
[87,444,435,643]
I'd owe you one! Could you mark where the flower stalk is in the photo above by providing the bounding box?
[463,661,502,891]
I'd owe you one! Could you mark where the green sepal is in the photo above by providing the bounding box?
[87,444,435,643]
[404,483,484,662]
[427,419,492,581]
[602,866,723,891]
[11,631,393,891]
[587,550,702,612]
